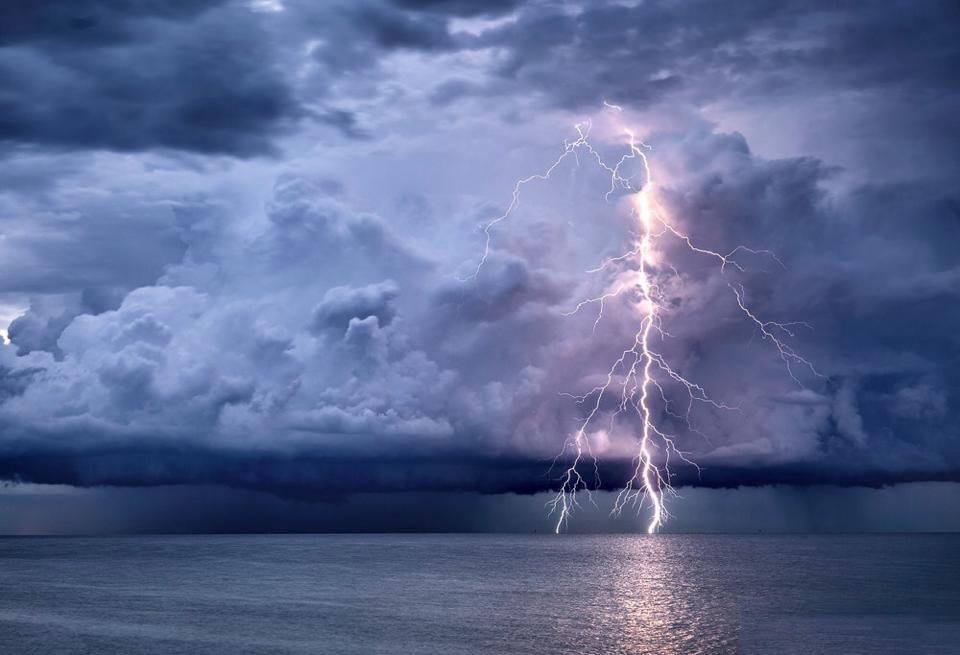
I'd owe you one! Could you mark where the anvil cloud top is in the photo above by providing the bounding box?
[0,0,958,531]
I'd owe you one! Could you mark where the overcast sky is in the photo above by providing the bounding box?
[0,0,958,533]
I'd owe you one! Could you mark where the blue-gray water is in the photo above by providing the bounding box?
[1,534,957,654]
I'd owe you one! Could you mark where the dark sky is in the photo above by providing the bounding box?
[0,0,958,532]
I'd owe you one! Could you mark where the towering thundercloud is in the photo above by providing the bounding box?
[470,104,819,533]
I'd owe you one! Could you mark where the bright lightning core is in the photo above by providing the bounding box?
[470,105,819,535]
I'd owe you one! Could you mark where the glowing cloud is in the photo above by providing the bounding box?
[470,104,820,534]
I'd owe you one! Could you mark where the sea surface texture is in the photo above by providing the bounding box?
[0,534,957,654]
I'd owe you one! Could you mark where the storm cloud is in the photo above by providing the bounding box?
[0,1,304,155]
[0,0,957,526]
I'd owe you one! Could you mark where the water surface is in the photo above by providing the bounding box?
[1,534,957,654]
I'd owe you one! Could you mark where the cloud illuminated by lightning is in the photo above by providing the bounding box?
[468,104,820,534]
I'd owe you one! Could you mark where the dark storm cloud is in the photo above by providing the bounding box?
[0,0,479,156]
[0,0,957,511]
[0,1,224,46]
[0,448,956,501]
[0,1,301,155]
[0,127,957,497]
[469,0,960,112]
[389,0,521,17]
[638,129,960,478]
[356,5,455,50]
[292,1,460,77]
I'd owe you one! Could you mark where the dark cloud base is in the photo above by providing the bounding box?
[2,449,957,500]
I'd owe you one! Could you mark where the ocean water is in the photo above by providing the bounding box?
[0,534,957,654]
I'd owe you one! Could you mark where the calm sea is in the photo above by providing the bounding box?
[0,534,957,654]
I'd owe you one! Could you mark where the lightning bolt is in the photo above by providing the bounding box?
[469,104,819,534]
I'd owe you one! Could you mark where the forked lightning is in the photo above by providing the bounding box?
[469,104,819,534]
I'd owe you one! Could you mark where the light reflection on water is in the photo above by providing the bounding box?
[0,534,957,654]
[551,537,740,654]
